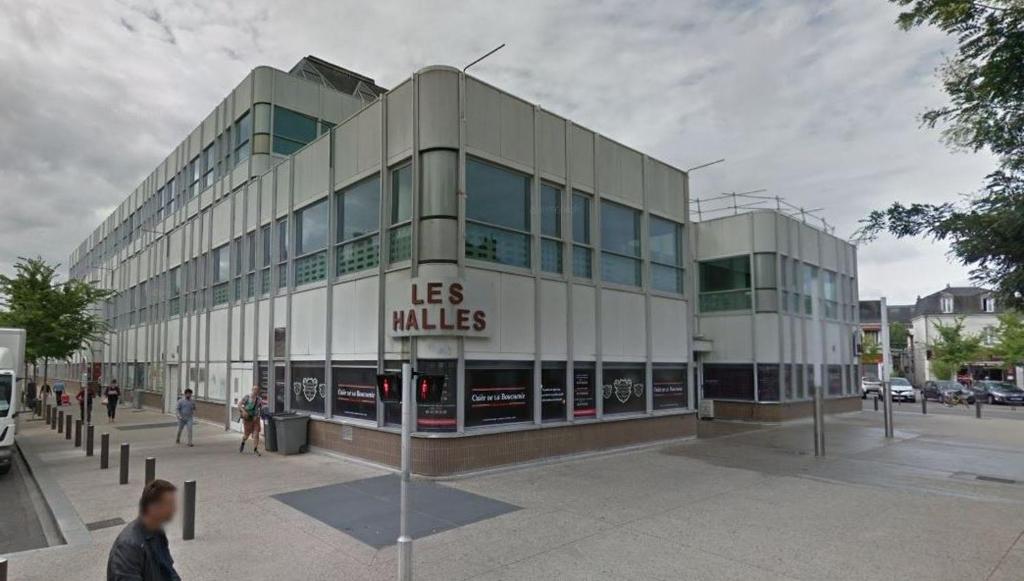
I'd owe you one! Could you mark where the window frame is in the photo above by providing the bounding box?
[649,214,685,295]
[334,175,381,278]
[464,157,532,270]
[293,198,330,287]
[387,162,413,264]
[540,182,563,274]
[599,200,642,287]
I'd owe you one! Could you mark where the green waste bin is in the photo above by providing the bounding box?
[273,413,309,455]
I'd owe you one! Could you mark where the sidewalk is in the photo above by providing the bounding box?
[5,405,1024,580]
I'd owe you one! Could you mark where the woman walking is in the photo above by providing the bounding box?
[238,385,264,456]
[105,379,121,422]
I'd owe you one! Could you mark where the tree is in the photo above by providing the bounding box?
[928,317,983,379]
[890,322,909,350]
[993,310,1024,369]
[0,257,113,387]
[858,1,1024,307]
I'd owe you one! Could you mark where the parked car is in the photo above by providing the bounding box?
[889,377,916,402]
[970,380,1024,405]
[922,380,976,404]
[861,377,882,399]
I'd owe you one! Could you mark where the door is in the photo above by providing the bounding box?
[230,362,254,432]
[165,365,180,414]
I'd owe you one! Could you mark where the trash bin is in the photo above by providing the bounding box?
[273,413,310,455]
[263,414,278,452]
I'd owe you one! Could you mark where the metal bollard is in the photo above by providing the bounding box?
[975,398,982,419]
[145,457,156,485]
[119,443,130,485]
[922,395,927,415]
[100,434,110,469]
[74,419,82,447]
[873,396,879,411]
[86,425,95,456]
[65,415,72,440]
[58,410,65,432]
[183,480,196,541]
[50,408,57,430]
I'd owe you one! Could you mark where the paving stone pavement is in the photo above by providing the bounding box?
[4,404,1024,580]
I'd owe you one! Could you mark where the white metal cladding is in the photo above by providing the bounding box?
[61,61,812,433]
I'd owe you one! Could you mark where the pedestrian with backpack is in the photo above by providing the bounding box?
[237,385,264,456]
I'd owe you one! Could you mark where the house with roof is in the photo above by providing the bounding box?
[909,285,1005,385]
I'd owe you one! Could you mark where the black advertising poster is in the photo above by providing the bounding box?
[540,366,567,421]
[653,366,687,410]
[602,365,646,415]
[573,366,596,418]
[333,366,377,420]
[289,363,325,414]
[416,360,457,432]
[465,368,532,427]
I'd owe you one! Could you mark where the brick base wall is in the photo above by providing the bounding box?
[193,400,226,425]
[309,413,697,477]
[711,396,862,422]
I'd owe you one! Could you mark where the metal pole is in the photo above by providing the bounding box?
[922,394,927,415]
[86,425,94,456]
[812,383,824,457]
[100,434,110,469]
[58,410,64,432]
[873,396,878,411]
[65,415,72,440]
[880,297,894,438]
[51,408,57,430]
[74,419,82,447]
[975,398,982,419]
[119,443,130,485]
[145,457,156,485]
[183,480,196,540]
[397,362,413,581]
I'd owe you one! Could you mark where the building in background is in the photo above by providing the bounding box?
[57,57,860,474]
[858,300,914,380]
[910,286,1006,385]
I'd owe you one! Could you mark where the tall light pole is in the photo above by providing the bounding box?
[880,297,894,438]
[397,363,413,581]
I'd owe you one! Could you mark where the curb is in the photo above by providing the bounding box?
[15,437,92,548]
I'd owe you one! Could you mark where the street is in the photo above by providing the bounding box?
[861,393,1024,421]
[0,444,48,555]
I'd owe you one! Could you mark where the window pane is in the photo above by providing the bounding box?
[295,251,327,285]
[296,199,328,255]
[601,202,640,257]
[652,264,683,294]
[602,363,646,415]
[601,254,641,286]
[465,363,533,427]
[391,164,412,224]
[213,245,230,283]
[261,225,271,267]
[699,256,750,293]
[650,217,681,266]
[276,220,287,261]
[466,158,529,231]
[234,111,252,147]
[466,223,530,268]
[337,235,380,275]
[273,107,317,154]
[573,245,592,278]
[572,192,591,244]
[541,238,562,273]
[541,184,561,237]
[388,224,411,263]
[338,176,380,242]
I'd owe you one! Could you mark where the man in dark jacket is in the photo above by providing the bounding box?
[107,479,181,581]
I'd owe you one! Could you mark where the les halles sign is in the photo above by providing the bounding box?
[389,278,492,338]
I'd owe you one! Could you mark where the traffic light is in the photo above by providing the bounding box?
[376,373,402,402]
[416,374,445,403]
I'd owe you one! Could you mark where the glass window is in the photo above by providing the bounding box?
[572,191,593,279]
[212,245,230,283]
[276,219,288,262]
[234,111,252,165]
[757,364,780,401]
[273,106,318,155]
[465,361,533,428]
[600,201,641,286]
[332,365,377,420]
[602,363,646,414]
[702,364,755,400]
[803,264,818,315]
[699,256,752,312]
[823,270,838,319]
[388,164,412,264]
[261,225,271,268]
[465,158,531,268]
[541,363,567,422]
[650,216,684,294]
[653,365,688,410]
[541,183,562,274]
[336,176,380,276]
[202,144,215,188]
[415,359,457,432]
[188,157,200,198]
[246,232,256,271]
[289,362,325,414]
[295,199,328,255]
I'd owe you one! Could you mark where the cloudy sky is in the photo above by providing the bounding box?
[0,0,996,304]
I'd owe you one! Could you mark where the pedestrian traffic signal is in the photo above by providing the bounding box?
[376,373,402,402]
[416,375,445,403]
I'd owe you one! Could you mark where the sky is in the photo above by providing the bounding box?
[0,0,998,305]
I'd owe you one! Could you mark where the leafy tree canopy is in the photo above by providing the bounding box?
[858,1,1024,307]
[929,317,984,377]
[993,310,1024,366]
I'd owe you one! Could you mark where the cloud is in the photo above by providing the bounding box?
[0,0,996,304]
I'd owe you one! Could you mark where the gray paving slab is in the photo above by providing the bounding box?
[0,453,49,555]
[273,474,520,548]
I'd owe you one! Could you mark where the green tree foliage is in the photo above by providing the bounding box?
[889,322,910,350]
[858,1,1024,307]
[0,257,113,383]
[928,317,983,379]
[993,310,1024,367]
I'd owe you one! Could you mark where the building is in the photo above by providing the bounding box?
[61,57,860,475]
[908,286,1007,385]
[858,300,914,380]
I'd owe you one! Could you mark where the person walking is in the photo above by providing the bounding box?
[238,385,264,456]
[107,479,181,581]
[175,389,195,447]
[53,380,65,407]
[39,383,51,415]
[77,382,96,424]
[105,380,122,423]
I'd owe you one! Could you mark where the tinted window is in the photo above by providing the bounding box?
[600,202,641,257]
[466,158,529,231]
[296,199,328,255]
[337,177,380,242]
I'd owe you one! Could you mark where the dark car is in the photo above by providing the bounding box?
[970,380,1024,405]
[922,380,975,404]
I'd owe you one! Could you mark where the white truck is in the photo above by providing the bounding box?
[0,327,26,475]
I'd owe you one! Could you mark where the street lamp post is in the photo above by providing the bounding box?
[881,297,895,438]
[397,363,413,581]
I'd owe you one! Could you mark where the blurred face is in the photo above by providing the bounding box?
[251,386,259,398]
[144,491,177,527]
[185,391,192,399]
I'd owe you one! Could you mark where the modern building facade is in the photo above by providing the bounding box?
[60,57,860,474]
